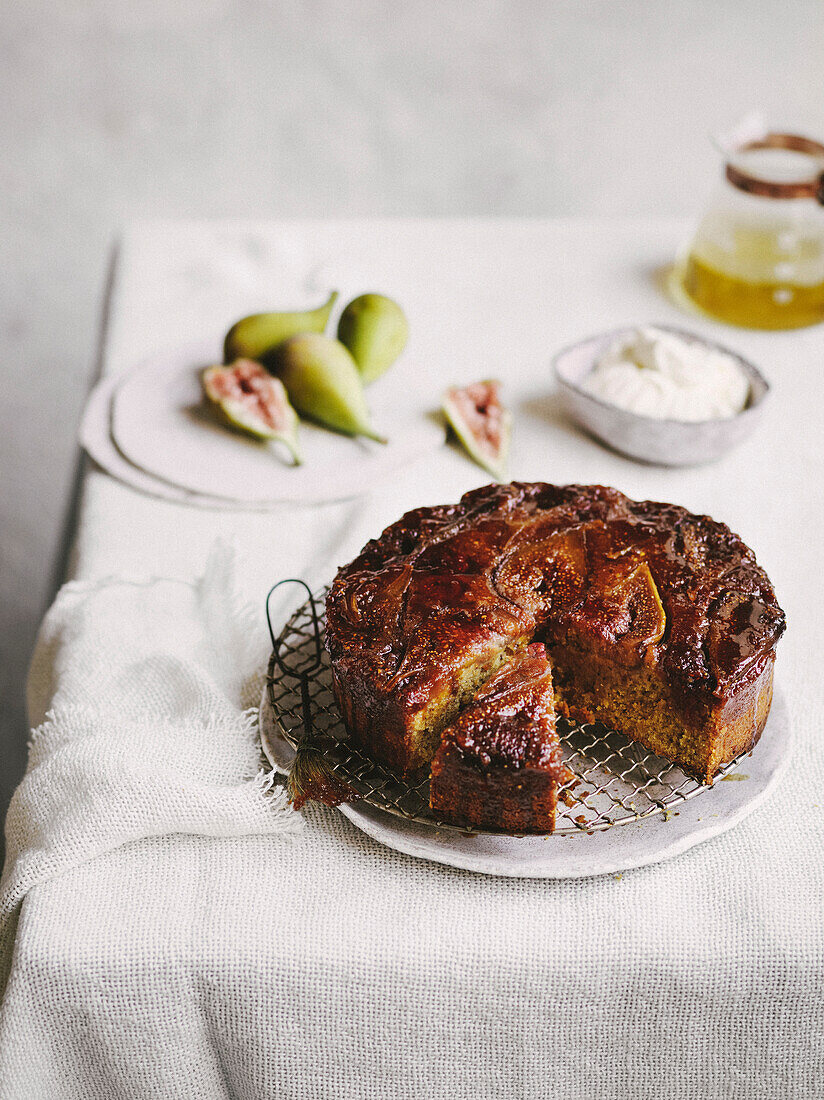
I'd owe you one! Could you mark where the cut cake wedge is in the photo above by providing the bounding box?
[429,643,570,834]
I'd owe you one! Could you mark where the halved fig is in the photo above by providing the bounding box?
[442,379,511,480]
[613,561,666,647]
[495,528,587,615]
[202,359,301,464]
[570,558,666,656]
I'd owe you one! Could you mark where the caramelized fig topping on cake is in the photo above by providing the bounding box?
[326,482,786,790]
[614,561,667,648]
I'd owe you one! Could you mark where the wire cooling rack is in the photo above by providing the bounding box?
[265,585,744,836]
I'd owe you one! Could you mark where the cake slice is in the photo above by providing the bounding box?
[429,643,569,834]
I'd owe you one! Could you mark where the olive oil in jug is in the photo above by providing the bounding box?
[680,133,824,329]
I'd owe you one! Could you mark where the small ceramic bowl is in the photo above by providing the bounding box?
[552,324,770,467]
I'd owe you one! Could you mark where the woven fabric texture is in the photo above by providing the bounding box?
[0,544,301,988]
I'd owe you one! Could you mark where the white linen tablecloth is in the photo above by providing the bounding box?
[0,219,821,1099]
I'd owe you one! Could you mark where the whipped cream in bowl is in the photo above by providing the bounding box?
[553,325,769,466]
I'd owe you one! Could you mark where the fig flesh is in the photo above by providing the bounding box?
[337,293,409,384]
[442,379,511,480]
[223,290,338,364]
[202,359,301,464]
[570,558,666,657]
[272,334,386,443]
[615,561,666,648]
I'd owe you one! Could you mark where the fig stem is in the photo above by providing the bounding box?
[362,428,388,445]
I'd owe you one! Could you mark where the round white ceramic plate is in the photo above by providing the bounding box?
[259,681,792,879]
[107,341,444,505]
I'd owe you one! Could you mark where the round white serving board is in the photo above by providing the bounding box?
[81,373,250,509]
[259,681,791,879]
[103,341,444,506]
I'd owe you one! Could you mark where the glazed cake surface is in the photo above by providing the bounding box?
[430,643,568,833]
[325,482,786,789]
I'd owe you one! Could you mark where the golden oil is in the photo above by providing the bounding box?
[681,216,824,330]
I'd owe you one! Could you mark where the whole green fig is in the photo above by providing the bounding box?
[273,334,386,443]
[223,290,338,364]
[337,293,409,384]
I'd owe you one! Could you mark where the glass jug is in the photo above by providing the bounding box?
[679,132,824,329]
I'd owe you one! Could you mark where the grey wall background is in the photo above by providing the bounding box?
[2,0,823,827]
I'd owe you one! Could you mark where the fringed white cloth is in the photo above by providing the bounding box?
[0,543,300,980]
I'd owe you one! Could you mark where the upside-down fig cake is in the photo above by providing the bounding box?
[325,483,785,833]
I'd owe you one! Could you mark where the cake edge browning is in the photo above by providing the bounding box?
[326,482,785,791]
[552,647,775,784]
[330,642,525,774]
[429,643,565,833]
[430,746,561,834]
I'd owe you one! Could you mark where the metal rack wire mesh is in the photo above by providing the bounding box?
[265,585,744,836]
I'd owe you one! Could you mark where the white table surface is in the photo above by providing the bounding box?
[0,219,821,1098]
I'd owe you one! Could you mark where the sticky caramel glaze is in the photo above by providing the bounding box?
[430,643,569,833]
[326,483,786,778]
[437,643,561,769]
